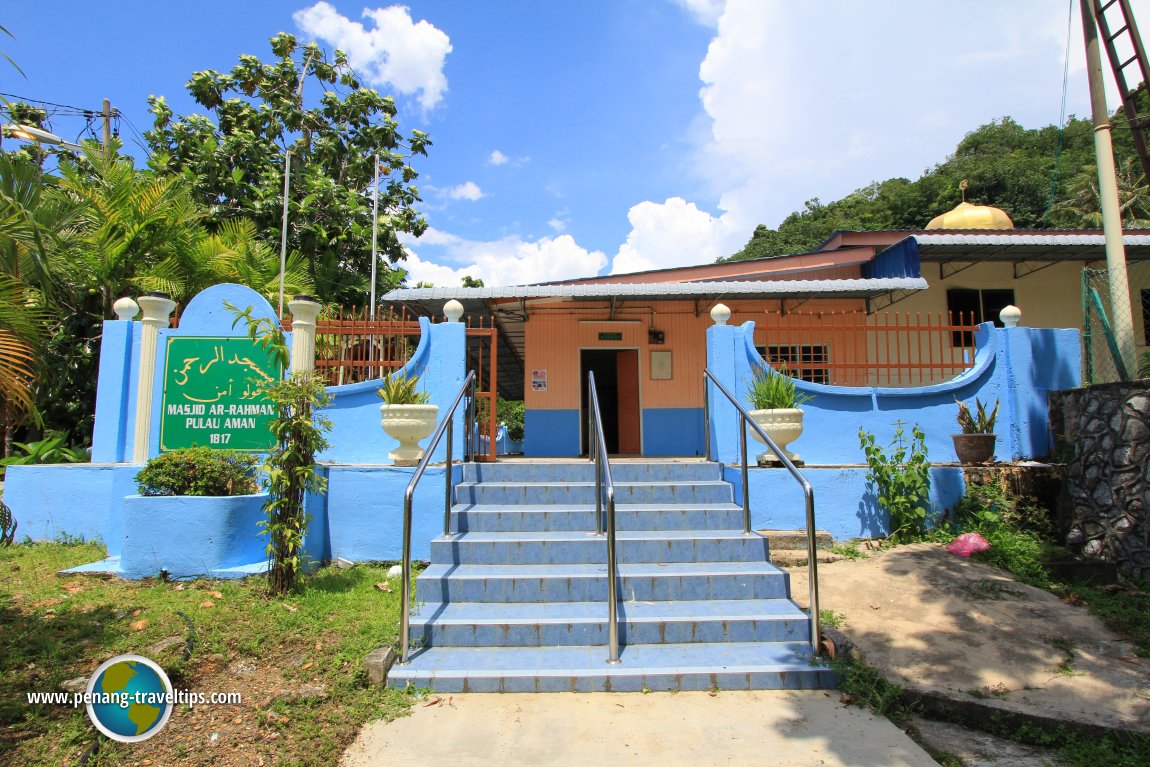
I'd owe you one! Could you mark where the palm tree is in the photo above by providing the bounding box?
[1050,157,1150,228]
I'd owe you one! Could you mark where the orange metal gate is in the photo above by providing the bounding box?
[465,316,498,462]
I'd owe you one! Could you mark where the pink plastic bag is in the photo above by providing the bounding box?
[946,532,990,558]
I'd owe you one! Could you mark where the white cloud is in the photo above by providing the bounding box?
[401,228,607,287]
[444,181,485,201]
[610,198,739,275]
[673,0,725,27]
[293,2,452,110]
[547,217,567,232]
[488,149,509,166]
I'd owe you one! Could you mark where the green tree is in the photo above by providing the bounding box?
[145,33,431,306]
[727,115,1106,261]
[0,140,285,447]
[461,275,484,287]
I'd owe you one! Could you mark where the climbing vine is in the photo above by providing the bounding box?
[228,302,331,595]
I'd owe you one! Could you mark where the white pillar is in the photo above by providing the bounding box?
[132,292,176,464]
[288,295,322,373]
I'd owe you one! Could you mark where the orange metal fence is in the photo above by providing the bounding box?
[280,308,499,460]
[752,310,979,388]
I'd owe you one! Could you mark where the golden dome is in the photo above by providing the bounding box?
[925,201,1014,230]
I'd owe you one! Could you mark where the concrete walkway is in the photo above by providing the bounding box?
[789,543,1150,735]
[340,690,937,767]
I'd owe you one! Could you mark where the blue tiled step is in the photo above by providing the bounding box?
[385,641,834,693]
[417,561,792,603]
[462,461,720,484]
[451,503,746,532]
[409,599,809,647]
[431,530,770,565]
[453,481,733,506]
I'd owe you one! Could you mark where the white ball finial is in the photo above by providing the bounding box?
[443,299,464,323]
[113,296,140,321]
[999,304,1021,328]
[710,303,731,325]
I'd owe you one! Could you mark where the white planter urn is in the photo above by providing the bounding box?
[749,408,804,464]
[380,404,439,465]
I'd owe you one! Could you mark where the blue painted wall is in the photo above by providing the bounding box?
[4,464,139,553]
[524,409,581,456]
[723,465,968,540]
[321,465,457,561]
[706,320,1081,465]
[643,408,705,456]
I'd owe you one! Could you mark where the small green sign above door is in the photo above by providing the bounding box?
[597,332,623,341]
[159,336,282,452]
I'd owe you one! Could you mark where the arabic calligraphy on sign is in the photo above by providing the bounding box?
[160,336,283,452]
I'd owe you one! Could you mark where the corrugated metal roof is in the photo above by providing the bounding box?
[908,232,1150,262]
[914,233,1150,246]
[383,277,928,302]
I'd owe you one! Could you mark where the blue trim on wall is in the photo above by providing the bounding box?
[525,409,581,456]
[643,408,705,456]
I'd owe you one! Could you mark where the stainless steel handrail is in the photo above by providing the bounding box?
[398,370,477,664]
[587,372,621,664]
[702,369,822,656]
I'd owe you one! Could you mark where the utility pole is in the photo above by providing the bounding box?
[102,98,111,157]
[370,154,380,321]
[1080,0,1137,376]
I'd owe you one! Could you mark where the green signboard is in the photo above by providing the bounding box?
[159,336,282,452]
[598,332,624,341]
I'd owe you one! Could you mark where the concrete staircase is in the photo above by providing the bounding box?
[386,460,833,693]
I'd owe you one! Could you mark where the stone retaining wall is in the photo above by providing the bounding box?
[1049,381,1150,582]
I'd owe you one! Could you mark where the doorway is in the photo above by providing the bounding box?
[581,349,641,455]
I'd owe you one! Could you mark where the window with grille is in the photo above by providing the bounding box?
[755,344,830,384]
[946,288,1015,345]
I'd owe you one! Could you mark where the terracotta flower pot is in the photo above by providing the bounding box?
[380,404,439,464]
[952,433,996,464]
[749,408,804,463]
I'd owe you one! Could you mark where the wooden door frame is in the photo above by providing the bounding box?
[578,345,644,456]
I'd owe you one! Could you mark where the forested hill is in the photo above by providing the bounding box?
[726,113,1149,262]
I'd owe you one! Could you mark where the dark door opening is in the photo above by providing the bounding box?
[581,349,641,455]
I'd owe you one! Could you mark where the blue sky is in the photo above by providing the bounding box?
[4,1,1148,286]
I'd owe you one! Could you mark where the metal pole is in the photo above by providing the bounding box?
[1081,0,1138,374]
[444,415,453,536]
[740,419,750,533]
[400,490,413,663]
[370,154,380,320]
[606,489,620,663]
[278,150,292,320]
[805,487,821,655]
[702,374,711,460]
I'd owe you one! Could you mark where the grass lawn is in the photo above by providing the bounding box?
[0,541,418,766]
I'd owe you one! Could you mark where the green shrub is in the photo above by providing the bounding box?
[135,447,259,497]
[859,421,932,543]
[951,477,1053,585]
[747,363,813,410]
[377,372,431,405]
[955,397,1000,434]
[477,397,526,442]
[0,431,89,478]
